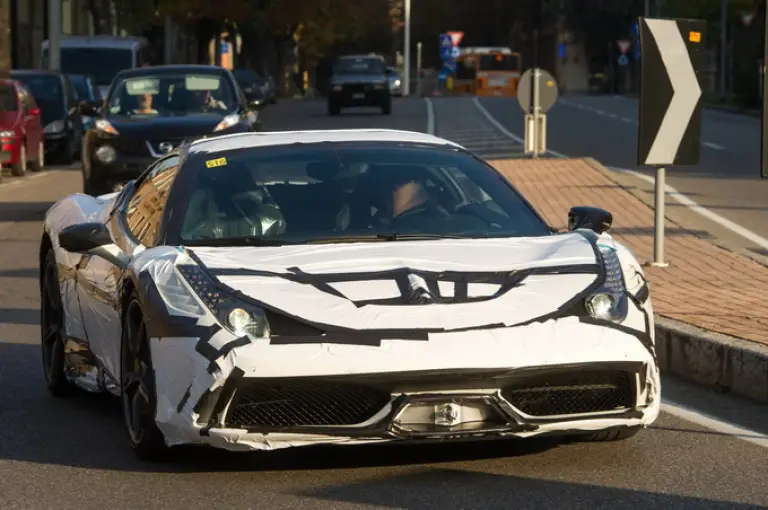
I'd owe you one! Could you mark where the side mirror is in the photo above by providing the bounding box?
[58,222,130,269]
[568,206,613,234]
[78,100,99,117]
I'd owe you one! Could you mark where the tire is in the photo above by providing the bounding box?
[29,140,44,172]
[328,101,341,116]
[574,426,641,442]
[58,134,75,165]
[381,99,392,115]
[10,144,26,176]
[40,249,76,398]
[121,293,168,461]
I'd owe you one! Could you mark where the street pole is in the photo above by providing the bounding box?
[48,0,62,70]
[164,16,173,65]
[651,167,668,266]
[403,0,411,96]
[416,41,422,97]
[644,0,650,17]
[720,0,728,100]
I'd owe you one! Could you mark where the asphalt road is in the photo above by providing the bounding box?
[2,98,768,509]
[478,94,768,258]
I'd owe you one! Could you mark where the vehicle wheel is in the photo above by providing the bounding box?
[575,426,641,442]
[328,101,341,116]
[121,294,168,461]
[10,144,27,176]
[40,249,76,397]
[29,141,44,172]
[58,135,75,165]
[381,99,392,115]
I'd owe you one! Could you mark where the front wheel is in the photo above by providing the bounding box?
[328,101,341,116]
[381,99,392,115]
[29,141,44,171]
[121,295,168,461]
[40,250,76,397]
[10,144,26,176]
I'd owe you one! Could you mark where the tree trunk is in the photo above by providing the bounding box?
[0,0,11,71]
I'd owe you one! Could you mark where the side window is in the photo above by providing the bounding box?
[125,156,181,247]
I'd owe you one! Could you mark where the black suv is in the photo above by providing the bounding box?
[328,54,391,116]
[78,64,263,196]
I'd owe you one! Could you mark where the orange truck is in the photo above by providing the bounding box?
[452,47,522,96]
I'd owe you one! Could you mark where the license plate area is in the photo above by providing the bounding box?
[353,93,365,99]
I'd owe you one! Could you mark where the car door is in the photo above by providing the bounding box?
[77,155,181,381]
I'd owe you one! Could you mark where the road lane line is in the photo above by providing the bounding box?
[425,97,435,135]
[703,141,725,150]
[661,400,768,449]
[472,96,768,252]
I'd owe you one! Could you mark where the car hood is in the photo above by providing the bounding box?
[105,113,229,139]
[186,233,603,333]
[332,73,388,85]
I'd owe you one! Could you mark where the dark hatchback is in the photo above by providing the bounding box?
[68,73,102,133]
[328,55,391,116]
[10,69,84,164]
[78,64,264,196]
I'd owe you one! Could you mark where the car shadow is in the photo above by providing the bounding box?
[0,201,56,222]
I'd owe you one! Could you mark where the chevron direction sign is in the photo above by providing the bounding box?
[638,18,707,167]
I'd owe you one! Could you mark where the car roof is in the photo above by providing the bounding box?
[187,129,465,155]
[42,35,146,50]
[10,69,63,77]
[115,65,227,80]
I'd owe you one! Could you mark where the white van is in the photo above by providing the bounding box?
[41,35,151,98]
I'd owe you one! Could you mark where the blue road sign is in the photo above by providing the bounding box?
[632,21,641,59]
[220,41,229,54]
[443,59,456,73]
[558,43,566,59]
[439,33,453,61]
[451,46,460,59]
[438,68,450,81]
[618,54,629,66]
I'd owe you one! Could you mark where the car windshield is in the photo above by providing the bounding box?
[106,72,236,118]
[333,57,385,75]
[0,84,17,111]
[11,74,63,124]
[179,143,550,245]
[51,47,134,86]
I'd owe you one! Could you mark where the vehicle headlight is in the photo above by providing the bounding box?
[332,84,342,91]
[176,264,270,339]
[213,113,240,132]
[393,79,401,87]
[94,118,118,135]
[94,145,116,164]
[0,130,16,138]
[584,244,628,323]
[44,120,66,134]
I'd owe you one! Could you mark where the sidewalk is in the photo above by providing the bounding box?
[491,157,768,402]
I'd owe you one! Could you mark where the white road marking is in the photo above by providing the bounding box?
[661,400,768,449]
[0,170,56,189]
[703,141,725,150]
[471,96,768,253]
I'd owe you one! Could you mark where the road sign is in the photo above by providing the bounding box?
[451,46,460,59]
[442,60,456,74]
[637,17,706,267]
[638,17,706,166]
[447,31,464,46]
[617,40,631,54]
[439,34,453,61]
[517,68,559,113]
[632,21,641,59]
[618,54,629,66]
[437,68,451,80]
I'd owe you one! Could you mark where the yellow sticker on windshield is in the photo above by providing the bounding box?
[205,157,227,168]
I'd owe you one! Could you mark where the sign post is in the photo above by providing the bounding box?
[762,5,768,178]
[638,17,706,267]
[438,31,463,91]
[517,68,559,157]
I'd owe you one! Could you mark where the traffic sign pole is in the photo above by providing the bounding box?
[403,0,411,96]
[762,4,768,178]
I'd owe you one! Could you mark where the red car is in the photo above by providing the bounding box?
[0,79,44,176]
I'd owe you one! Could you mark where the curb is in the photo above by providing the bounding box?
[579,157,768,404]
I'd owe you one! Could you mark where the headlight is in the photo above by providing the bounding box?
[176,264,270,339]
[44,120,66,134]
[213,113,240,132]
[393,79,401,87]
[584,243,628,323]
[332,84,342,91]
[94,118,118,135]
[0,130,16,138]
[95,145,116,164]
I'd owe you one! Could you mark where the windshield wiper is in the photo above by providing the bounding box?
[304,233,474,244]
[183,236,294,247]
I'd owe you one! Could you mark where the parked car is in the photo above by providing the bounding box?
[11,69,84,164]
[0,78,45,176]
[78,64,264,196]
[68,73,102,134]
[39,129,659,460]
[231,68,269,108]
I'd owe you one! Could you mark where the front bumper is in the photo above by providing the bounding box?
[329,85,389,106]
[149,317,661,452]
[44,131,69,154]
[0,138,21,165]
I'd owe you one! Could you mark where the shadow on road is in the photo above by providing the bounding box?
[0,307,40,325]
[0,268,38,278]
[0,201,55,222]
[296,468,766,509]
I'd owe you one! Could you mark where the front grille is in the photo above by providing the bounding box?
[224,381,392,429]
[111,136,148,157]
[147,139,186,155]
[501,370,634,417]
[343,83,367,94]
